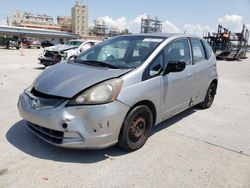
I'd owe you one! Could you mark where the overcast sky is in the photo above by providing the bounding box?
[0,0,249,36]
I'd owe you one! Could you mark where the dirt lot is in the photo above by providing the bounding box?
[0,48,250,187]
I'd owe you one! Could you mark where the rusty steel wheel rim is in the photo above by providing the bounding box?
[128,115,146,143]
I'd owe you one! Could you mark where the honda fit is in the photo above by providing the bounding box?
[18,33,218,151]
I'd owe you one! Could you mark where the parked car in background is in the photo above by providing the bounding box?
[20,37,41,49]
[41,40,56,48]
[0,36,20,49]
[18,33,218,151]
[38,39,101,66]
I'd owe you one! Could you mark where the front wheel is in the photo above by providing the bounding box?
[198,83,216,109]
[118,105,153,151]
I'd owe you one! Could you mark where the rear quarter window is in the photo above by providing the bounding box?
[202,40,213,59]
[191,39,206,63]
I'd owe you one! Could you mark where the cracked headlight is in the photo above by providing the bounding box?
[67,78,123,106]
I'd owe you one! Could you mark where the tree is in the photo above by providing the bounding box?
[120,29,131,35]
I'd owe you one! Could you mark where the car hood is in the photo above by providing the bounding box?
[46,44,78,52]
[33,61,131,98]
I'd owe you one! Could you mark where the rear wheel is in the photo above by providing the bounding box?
[118,105,153,151]
[198,83,216,109]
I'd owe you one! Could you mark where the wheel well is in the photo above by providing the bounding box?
[128,100,157,125]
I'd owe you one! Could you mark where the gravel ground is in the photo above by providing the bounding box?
[0,48,250,188]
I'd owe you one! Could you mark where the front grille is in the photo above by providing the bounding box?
[30,88,67,100]
[24,88,67,109]
[44,51,58,57]
[27,122,64,144]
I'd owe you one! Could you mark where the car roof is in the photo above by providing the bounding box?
[69,39,101,42]
[69,39,86,42]
[120,33,200,39]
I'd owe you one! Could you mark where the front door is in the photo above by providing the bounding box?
[160,38,195,120]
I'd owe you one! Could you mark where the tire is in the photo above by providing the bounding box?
[198,83,216,109]
[40,60,49,67]
[118,105,153,151]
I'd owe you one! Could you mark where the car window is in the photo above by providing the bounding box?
[80,42,92,52]
[142,52,163,80]
[97,40,129,61]
[202,40,213,59]
[191,39,206,63]
[164,39,191,65]
[65,41,83,46]
[150,54,163,76]
[76,36,165,69]
[132,41,159,57]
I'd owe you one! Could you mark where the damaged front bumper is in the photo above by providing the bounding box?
[17,91,130,149]
[38,56,60,66]
[38,51,66,66]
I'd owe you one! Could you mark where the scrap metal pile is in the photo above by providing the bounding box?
[204,24,249,60]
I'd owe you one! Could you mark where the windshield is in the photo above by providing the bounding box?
[74,36,165,69]
[65,40,84,46]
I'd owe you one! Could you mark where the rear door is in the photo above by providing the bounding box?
[190,38,212,103]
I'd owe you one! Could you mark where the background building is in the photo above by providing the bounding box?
[89,19,125,37]
[7,11,61,31]
[0,25,78,43]
[71,1,89,36]
[57,16,72,32]
[90,20,108,37]
[141,17,162,33]
[5,2,91,38]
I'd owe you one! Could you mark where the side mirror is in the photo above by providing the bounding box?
[163,60,186,75]
[80,48,84,52]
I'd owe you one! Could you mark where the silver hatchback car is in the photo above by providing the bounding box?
[18,33,218,151]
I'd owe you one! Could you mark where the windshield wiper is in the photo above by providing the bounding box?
[77,60,119,69]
